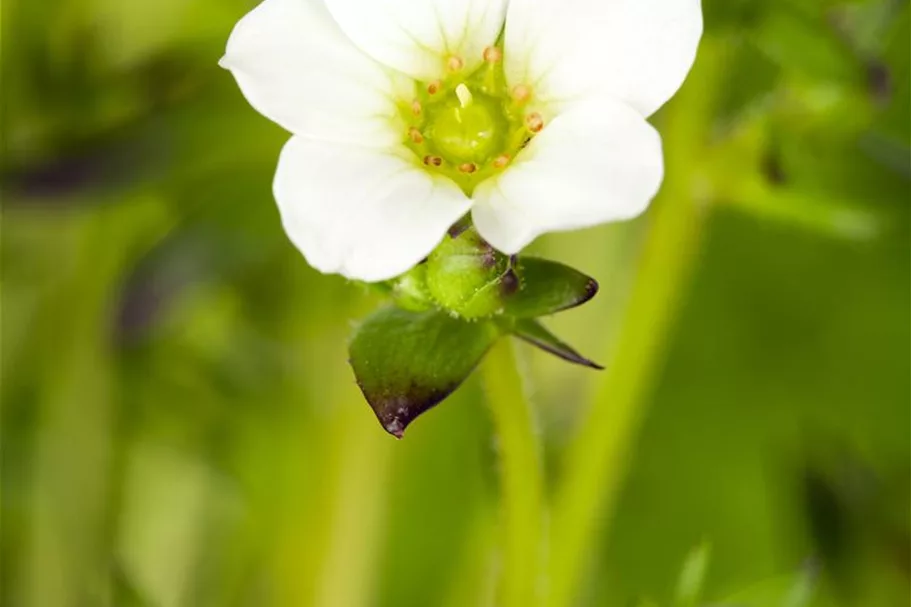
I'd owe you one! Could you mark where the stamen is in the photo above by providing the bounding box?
[483,47,502,63]
[493,155,511,169]
[512,84,532,104]
[526,112,544,133]
[398,51,533,179]
[455,84,473,109]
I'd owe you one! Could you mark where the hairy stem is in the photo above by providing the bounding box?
[482,338,544,607]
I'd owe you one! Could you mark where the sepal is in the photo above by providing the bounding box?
[348,306,499,437]
[502,257,599,318]
[509,318,603,370]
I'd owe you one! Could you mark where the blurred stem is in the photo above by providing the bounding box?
[273,318,393,607]
[22,198,169,607]
[546,38,729,607]
[482,338,544,607]
[312,406,393,607]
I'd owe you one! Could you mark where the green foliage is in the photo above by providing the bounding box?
[502,257,599,318]
[349,307,499,437]
[352,249,604,433]
[388,229,600,322]
[509,318,602,369]
[360,231,605,432]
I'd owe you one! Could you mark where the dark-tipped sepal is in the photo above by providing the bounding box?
[502,257,599,318]
[511,318,603,369]
[349,307,500,437]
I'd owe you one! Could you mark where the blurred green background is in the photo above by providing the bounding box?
[2,1,909,606]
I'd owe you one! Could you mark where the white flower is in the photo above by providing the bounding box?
[221,0,702,282]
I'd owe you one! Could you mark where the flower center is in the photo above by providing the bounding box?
[429,85,502,163]
[400,48,544,195]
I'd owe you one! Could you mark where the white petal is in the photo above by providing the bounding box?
[274,137,472,282]
[471,97,663,254]
[324,0,508,81]
[221,0,409,146]
[504,0,703,117]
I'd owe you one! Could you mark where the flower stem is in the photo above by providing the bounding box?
[545,37,729,607]
[482,337,544,607]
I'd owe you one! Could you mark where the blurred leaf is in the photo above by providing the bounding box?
[727,179,882,241]
[674,541,711,607]
[503,257,599,318]
[349,307,499,437]
[754,6,864,83]
[859,132,911,179]
[111,561,154,607]
[718,566,818,607]
[782,568,816,607]
[510,318,602,370]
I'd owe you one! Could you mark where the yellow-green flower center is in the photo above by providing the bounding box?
[400,47,542,195]
[430,89,502,163]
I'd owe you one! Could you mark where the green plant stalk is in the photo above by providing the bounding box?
[482,338,544,607]
[273,315,393,607]
[312,405,394,607]
[19,199,169,607]
[546,37,729,607]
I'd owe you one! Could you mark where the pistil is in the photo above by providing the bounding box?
[455,83,474,108]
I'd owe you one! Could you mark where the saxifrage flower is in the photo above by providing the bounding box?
[221,0,703,282]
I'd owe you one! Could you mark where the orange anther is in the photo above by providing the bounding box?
[493,155,511,169]
[408,128,424,144]
[458,163,477,174]
[483,47,503,63]
[526,112,544,133]
[427,80,442,95]
[447,56,464,72]
[423,155,443,167]
[512,84,532,104]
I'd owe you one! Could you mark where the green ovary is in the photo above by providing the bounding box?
[429,97,502,163]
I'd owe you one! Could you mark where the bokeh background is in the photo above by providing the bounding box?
[2,1,909,606]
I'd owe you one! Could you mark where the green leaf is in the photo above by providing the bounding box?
[503,257,599,318]
[349,307,500,437]
[511,319,603,370]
